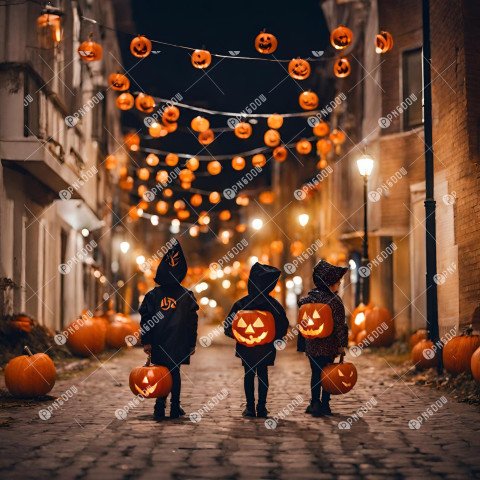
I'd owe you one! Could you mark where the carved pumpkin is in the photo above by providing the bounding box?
[66,317,106,357]
[198,129,215,145]
[10,315,32,333]
[364,307,395,347]
[297,303,334,339]
[409,328,428,349]
[267,114,283,129]
[316,138,333,159]
[350,304,372,337]
[321,360,357,394]
[190,194,203,207]
[443,331,480,375]
[186,157,200,171]
[334,57,351,78]
[296,139,312,155]
[156,201,169,215]
[252,154,267,168]
[232,156,246,170]
[329,128,347,154]
[471,346,480,382]
[191,49,212,69]
[207,160,222,175]
[259,191,275,204]
[191,116,210,132]
[255,31,278,54]
[234,122,252,139]
[264,129,281,147]
[209,191,221,204]
[375,31,394,54]
[106,321,133,349]
[313,121,330,137]
[288,58,311,80]
[149,122,168,138]
[330,25,353,50]
[109,73,130,91]
[137,168,150,181]
[412,340,437,370]
[179,169,195,184]
[162,105,180,123]
[78,35,103,62]
[299,91,319,111]
[135,93,155,113]
[273,146,288,162]
[130,35,152,58]
[116,92,134,110]
[232,310,276,346]
[5,347,56,397]
[165,153,179,166]
[124,132,140,151]
[129,359,173,398]
[146,153,159,167]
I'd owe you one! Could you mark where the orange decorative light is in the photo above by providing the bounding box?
[174,200,186,211]
[207,160,222,175]
[149,122,168,138]
[198,129,215,145]
[316,138,333,159]
[137,168,150,181]
[165,153,179,166]
[105,155,117,170]
[164,122,177,133]
[186,157,200,171]
[329,128,347,154]
[108,73,130,91]
[236,223,247,233]
[146,153,159,166]
[288,58,311,80]
[137,185,148,197]
[333,57,351,78]
[191,49,212,69]
[264,129,281,147]
[259,191,275,205]
[236,195,249,206]
[191,116,210,132]
[330,25,353,50]
[181,182,191,190]
[313,121,330,137]
[116,92,134,111]
[156,170,169,184]
[231,156,246,171]
[135,93,155,113]
[177,210,191,220]
[124,132,140,151]
[375,31,394,54]
[119,176,134,191]
[296,139,312,155]
[179,169,195,184]
[271,240,284,254]
[130,35,152,58]
[273,146,288,162]
[252,154,267,168]
[162,105,180,123]
[299,91,319,111]
[290,240,305,257]
[267,114,283,129]
[234,122,252,139]
[209,191,221,204]
[190,194,203,207]
[219,210,231,221]
[255,31,278,54]
[78,35,103,62]
[163,188,173,198]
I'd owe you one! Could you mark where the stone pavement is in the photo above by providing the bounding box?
[1,326,480,480]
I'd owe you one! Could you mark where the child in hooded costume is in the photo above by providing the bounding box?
[297,260,349,417]
[224,262,289,418]
[139,239,199,420]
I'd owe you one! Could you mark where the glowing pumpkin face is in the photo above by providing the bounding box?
[130,35,152,58]
[191,49,212,69]
[313,121,330,137]
[135,93,155,113]
[264,129,281,147]
[109,73,130,91]
[375,31,394,54]
[296,139,312,155]
[232,310,276,346]
[297,303,334,339]
[330,25,353,50]
[78,37,103,62]
[198,129,215,145]
[334,57,351,78]
[255,32,278,54]
[288,58,311,80]
[129,363,172,398]
[162,105,180,123]
[299,91,319,111]
[234,122,252,139]
[273,146,288,162]
[321,362,357,395]
[116,93,134,110]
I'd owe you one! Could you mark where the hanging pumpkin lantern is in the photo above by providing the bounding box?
[186,157,200,171]
[313,121,330,137]
[137,185,148,197]
[264,129,281,147]
[181,181,191,190]
[163,188,173,198]
[236,195,249,206]
[290,240,304,256]
[207,160,222,175]
[66,317,106,357]
[105,155,117,170]
[78,35,103,62]
[116,92,134,110]
[259,191,275,205]
[191,49,212,69]
[443,330,480,375]
[198,211,211,225]
[198,129,215,145]
[108,73,130,92]
[288,58,311,80]
[329,128,347,154]
[179,169,195,184]
[297,304,334,339]
[299,91,319,111]
[137,168,150,181]
[330,25,354,50]
[156,201,169,215]
[5,347,56,398]
[233,310,276,346]
[350,303,373,337]
[135,93,155,113]
[234,122,252,139]
[412,340,438,370]
[316,158,328,169]
[219,210,231,221]
[273,146,288,162]
[321,360,357,394]
[149,122,168,138]
[165,153,179,166]
[177,209,190,220]
[236,224,247,233]
[209,191,221,204]
[409,329,428,350]
[270,240,283,254]
[119,176,134,191]
[130,35,152,58]
[316,138,333,159]
[334,57,351,78]
[128,206,140,220]
[191,116,210,132]
[124,132,140,151]
[36,7,63,48]
[375,31,394,54]
[255,31,278,54]
[129,358,172,398]
[174,200,186,211]
[191,194,203,207]
[156,170,169,184]
[146,153,159,167]
[364,307,395,347]
[232,156,246,171]
[267,114,283,129]
[252,154,267,168]
[162,105,180,123]
[165,122,177,133]
[296,139,312,155]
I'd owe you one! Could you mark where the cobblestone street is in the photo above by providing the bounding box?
[0,328,479,480]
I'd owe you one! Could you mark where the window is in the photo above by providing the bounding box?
[402,48,424,129]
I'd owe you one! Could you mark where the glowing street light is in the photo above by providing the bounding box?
[136,255,146,266]
[120,241,130,254]
[251,218,263,230]
[298,213,310,227]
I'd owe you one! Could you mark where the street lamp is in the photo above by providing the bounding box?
[298,213,310,227]
[120,241,130,254]
[356,153,374,305]
[251,218,263,231]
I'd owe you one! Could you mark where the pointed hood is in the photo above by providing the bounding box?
[154,238,187,285]
[313,259,348,290]
[247,262,281,296]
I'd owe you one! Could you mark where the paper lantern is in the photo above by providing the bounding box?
[232,156,246,171]
[116,92,134,111]
[264,129,281,147]
[330,25,353,50]
[146,153,159,167]
[191,116,210,132]
[209,191,221,204]
[165,153,179,166]
[252,154,267,168]
[191,49,212,69]
[207,160,222,175]
[130,35,152,58]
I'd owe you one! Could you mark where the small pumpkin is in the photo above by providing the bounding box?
[5,347,56,397]
[364,307,395,347]
[409,329,428,349]
[146,153,159,167]
[443,330,480,375]
[149,122,168,138]
[255,31,278,54]
[264,129,281,147]
[186,157,200,171]
[330,25,353,50]
[321,359,357,394]
[179,169,195,184]
[299,91,319,111]
[130,35,152,58]
[66,317,106,357]
[375,31,394,54]
[78,35,103,62]
[296,139,312,155]
[156,201,169,215]
[198,129,215,145]
[165,153,179,166]
[412,339,437,370]
[232,310,276,346]
[207,160,222,175]
[191,49,212,69]
[109,73,130,91]
[124,132,140,151]
[191,116,210,132]
[190,194,203,207]
[471,346,480,382]
[273,145,288,162]
[334,57,351,78]
[129,357,173,398]
[10,315,32,333]
[116,92,135,111]
[313,121,330,137]
[231,156,246,171]
[316,138,333,159]
[267,114,283,129]
[156,170,169,186]
[297,303,333,339]
[234,122,252,139]
[135,93,155,113]
[162,105,180,123]
[106,321,133,349]
[209,191,221,204]
[252,154,267,168]
[288,58,311,80]
[219,210,231,221]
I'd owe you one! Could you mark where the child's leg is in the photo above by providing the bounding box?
[243,366,255,407]
[308,356,322,403]
[256,366,269,407]
[170,367,181,404]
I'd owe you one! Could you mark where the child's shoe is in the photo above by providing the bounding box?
[242,404,256,417]
[153,398,166,421]
[305,400,315,414]
[311,401,324,417]
[320,401,333,416]
[170,402,185,419]
[256,404,269,418]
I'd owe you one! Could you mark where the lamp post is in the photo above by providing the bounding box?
[356,154,374,305]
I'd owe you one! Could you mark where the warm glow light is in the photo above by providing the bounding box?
[216,269,224,278]
[357,154,375,177]
[293,276,302,285]
[81,228,89,237]
[286,279,294,289]
[222,280,231,289]
[150,215,159,226]
[249,256,258,266]
[94,270,101,278]
[200,296,209,305]
[298,213,310,227]
[170,219,180,234]
[136,255,146,266]
[251,218,263,230]
[120,241,130,254]
[208,299,217,308]
[354,312,365,326]
[137,208,144,217]
[189,226,199,237]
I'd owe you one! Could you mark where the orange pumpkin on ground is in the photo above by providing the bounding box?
[129,358,173,398]
[471,346,480,382]
[321,359,357,394]
[297,303,333,339]
[409,329,428,349]
[356,330,368,347]
[5,347,56,397]
[412,339,438,370]
[106,321,133,349]
[364,306,395,347]
[66,317,106,357]
[350,303,373,336]
[443,331,480,375]
[232,310,275,346]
